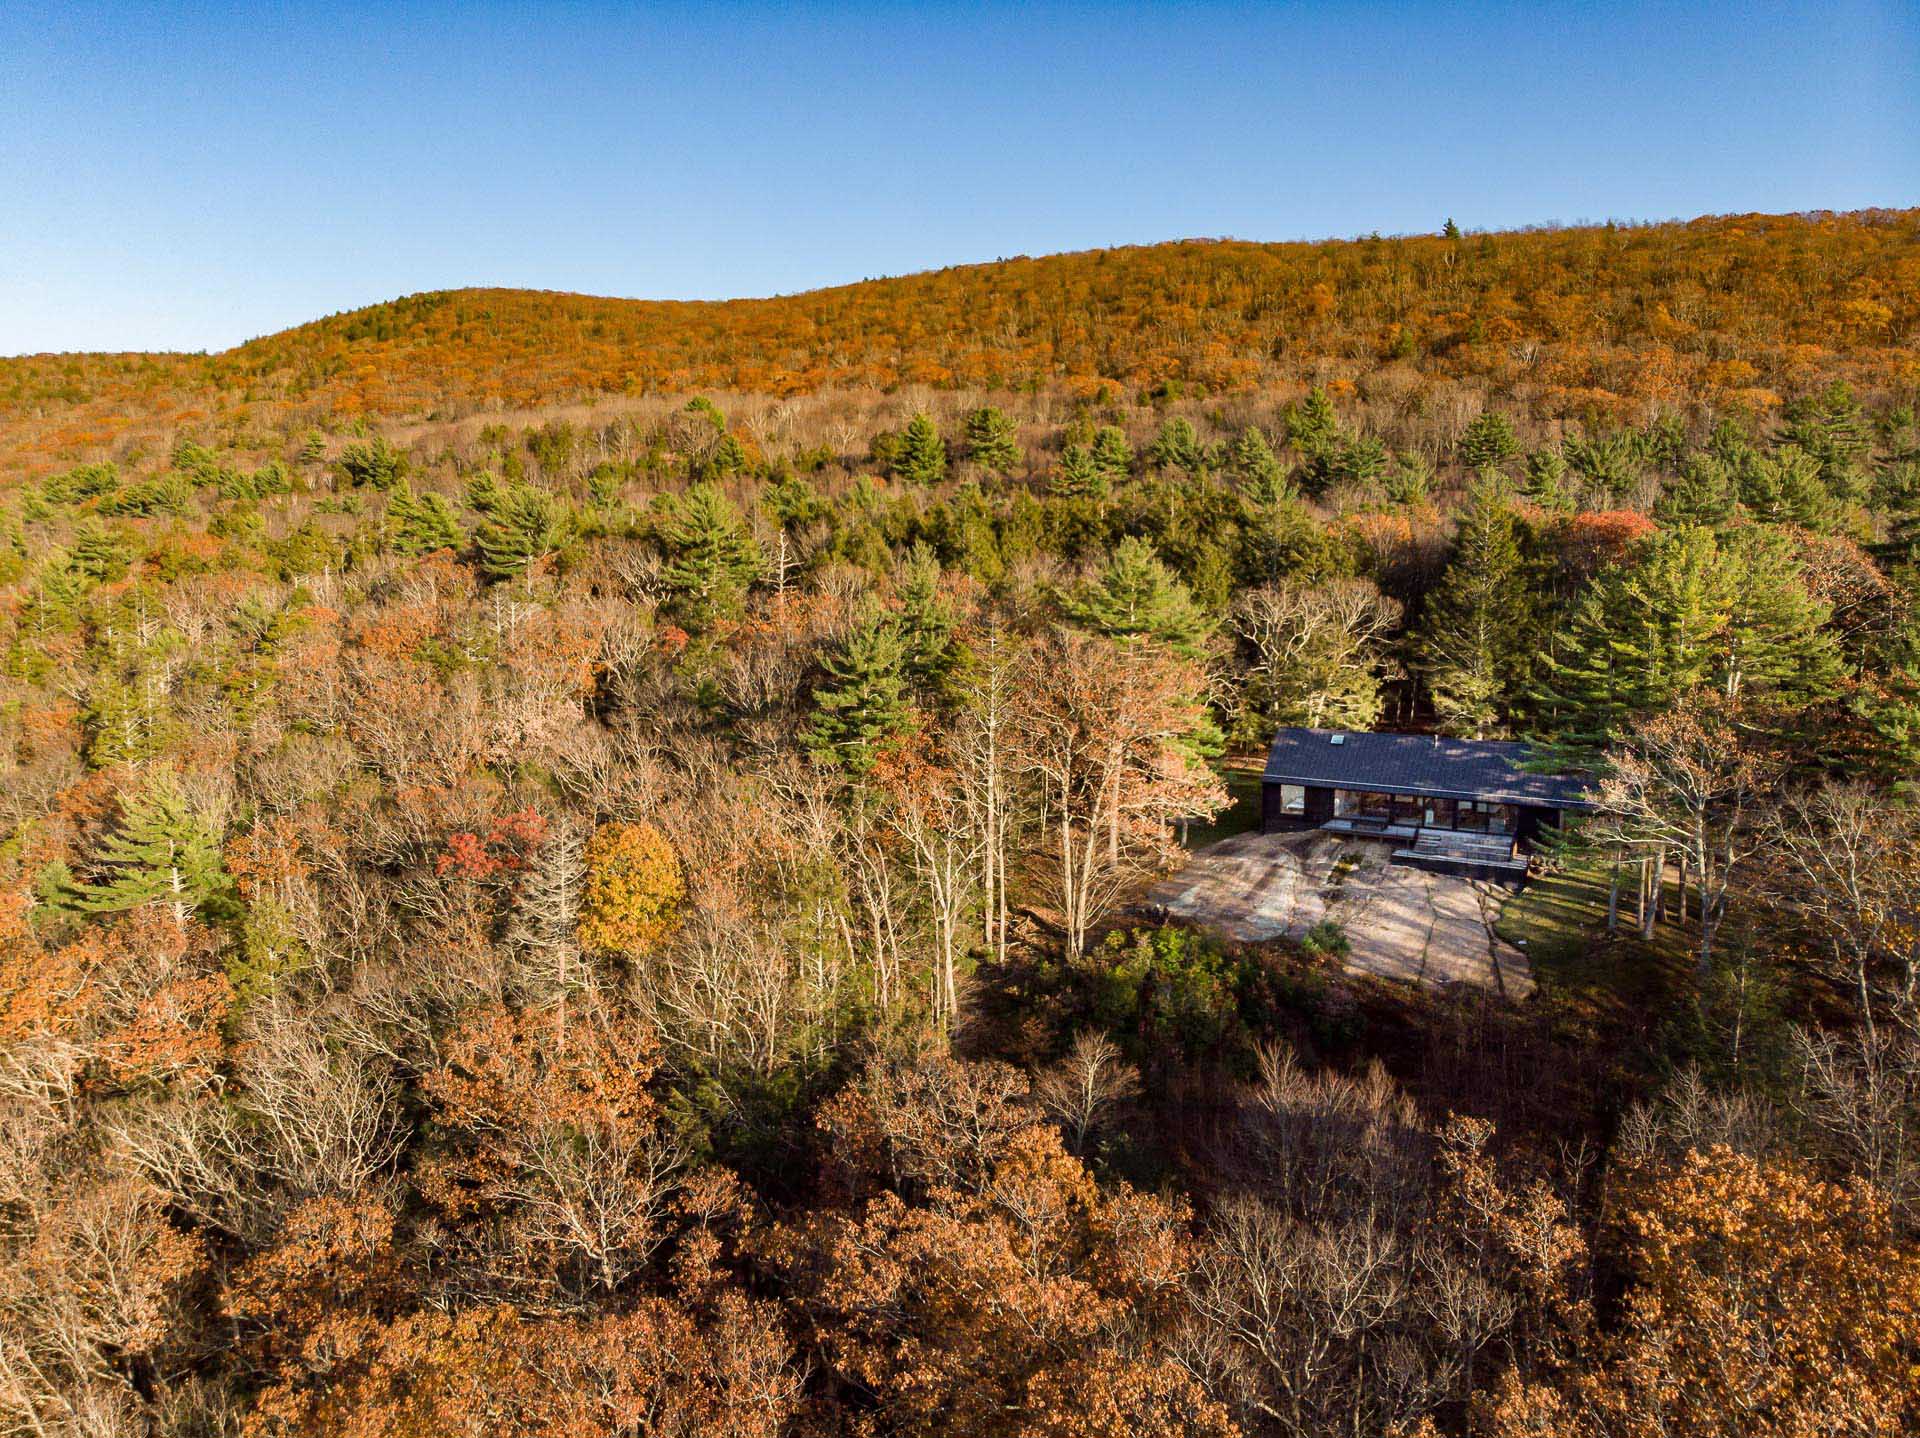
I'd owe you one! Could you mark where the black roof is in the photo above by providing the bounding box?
[1262,727,1594,809]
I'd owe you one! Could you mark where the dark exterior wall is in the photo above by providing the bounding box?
[1516,806,1562,847]
[1265,785,1574,846]
[1262,782,1335,832]
[1259,787,1320,829]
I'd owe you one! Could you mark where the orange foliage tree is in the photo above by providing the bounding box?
[1484,1146,1920,1438]
[417,1001,686,1300]
[762,1047,1235,1438]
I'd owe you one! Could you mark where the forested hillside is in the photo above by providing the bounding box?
[3,211,1920,1437]
[4,209,1917,472]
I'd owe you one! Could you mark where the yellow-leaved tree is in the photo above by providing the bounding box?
[577,822,687,957]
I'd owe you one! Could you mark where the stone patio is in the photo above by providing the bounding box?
[1146,829,1533,998]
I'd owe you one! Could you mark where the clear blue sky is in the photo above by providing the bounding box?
[2,0,1915,355]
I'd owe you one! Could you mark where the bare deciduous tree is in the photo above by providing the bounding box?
[1591,693,1780,975]
[1229,577,1401,733]
[1764,781,1920,1048]
[1010,629,1225,959]
[1033,1031,1139,1153]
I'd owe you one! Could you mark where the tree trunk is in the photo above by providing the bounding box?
[1640,847,1664,941]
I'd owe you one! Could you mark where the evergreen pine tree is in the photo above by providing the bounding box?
[1383,451,1434,506]
[1737,448,1831,528]
[1287,389,1351,496]
[1458,412,1520,471]
[1416,479,1535,738]
[1654,454,1738,528]
[465,469,509,516]
[1335,434,1390,490]
[81,778,232,927]
[85,668,170,769]
[804,607,916,775]
[22,556,86,632]
[1780,379,1871,502]
[585,463,623,510]
[1871,459,1920,564]
[1605,526,1737,699]
[1565,431,1643,502]
[1062,536,1213,658]
[1227,426,1287,492]
[1522,447,1572,509]
[1859,663,1920,790]
[682,396,727,433]
[1535,525,1839,749]
[68,520,132,582]
[0,512,27,585]
[896,543,957,691]
[1090,425,1134,486]
[962,406,1020,474]
[1245,460,1300,508]
[1636,412,1691,476]
[1857,573,1920,783]
[660,482,763,627]
[707,433,753,479]
[1048,444,1108,501]
[34,860,86,925]
[1531,583,1643,756]
[1147,417,1204,476]
[336,436,406,490]
[892,413,948,486]
[387,481,467,556]
[1064,538,1227,762]
[762,472,826,528]
[1287,387,1341,453]
[476,485,570,580]
[248,459,294,497]
[923,480,1004,585]
[1721,526,1841,703]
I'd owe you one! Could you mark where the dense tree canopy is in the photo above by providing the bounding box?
[1,209,1918,1437]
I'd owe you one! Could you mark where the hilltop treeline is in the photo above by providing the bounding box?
[2,214,1920,1436]
[3,208,1916,470]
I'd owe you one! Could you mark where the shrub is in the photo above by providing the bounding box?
[1301,919,1351,958]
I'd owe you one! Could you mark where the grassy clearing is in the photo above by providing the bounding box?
[1182,762,1265,849]
[1496,860,1692,1032]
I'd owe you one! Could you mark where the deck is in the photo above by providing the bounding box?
[1320,818,1529,884]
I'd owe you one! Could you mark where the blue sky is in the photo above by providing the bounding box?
[2,1,1915,355]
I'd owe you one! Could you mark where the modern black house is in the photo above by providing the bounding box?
[1261,727,1594,884]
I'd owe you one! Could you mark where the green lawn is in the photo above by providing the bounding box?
[1183,763,1265,849]
[1495,860,1691,1027]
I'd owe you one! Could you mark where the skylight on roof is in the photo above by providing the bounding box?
[1329,733,1345,745]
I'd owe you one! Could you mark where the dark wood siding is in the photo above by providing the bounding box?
[1262,782,1335,832]
[1260,782,1288,830]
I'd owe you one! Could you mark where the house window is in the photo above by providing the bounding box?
[1455,800,1515,835]
[1278,784,1306,816]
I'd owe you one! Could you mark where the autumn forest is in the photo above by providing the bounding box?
[3,209,1920,1436]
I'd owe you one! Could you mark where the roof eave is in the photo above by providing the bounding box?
[1262,771,1592,808]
